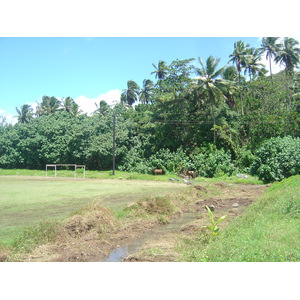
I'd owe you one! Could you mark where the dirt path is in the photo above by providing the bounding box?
[20,182,267,262]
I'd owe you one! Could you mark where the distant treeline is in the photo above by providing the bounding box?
[1,38,300,182]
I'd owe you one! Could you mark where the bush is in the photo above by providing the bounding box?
[192,148,236,177]
[147,148,194,173]
[236,147,256,173]
[250,136,300,183]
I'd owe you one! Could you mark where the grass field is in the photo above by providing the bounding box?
[0,175,187,244]
[0,168,263,246]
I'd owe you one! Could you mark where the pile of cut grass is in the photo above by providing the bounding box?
[179,175,300,262]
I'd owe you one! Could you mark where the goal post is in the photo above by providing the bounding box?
[46,164,86,179]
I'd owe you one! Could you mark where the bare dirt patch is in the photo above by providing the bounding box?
[16,183,266,262]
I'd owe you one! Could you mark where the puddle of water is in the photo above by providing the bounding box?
[101,212,198,262]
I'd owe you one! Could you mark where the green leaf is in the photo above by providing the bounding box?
[215,215,227,225]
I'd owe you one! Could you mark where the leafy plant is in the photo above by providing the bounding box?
[203,206,227,236]
[250,136,300,183]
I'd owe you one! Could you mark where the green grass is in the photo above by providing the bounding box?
[0,175,187,244]
[179,175,300,262]
[0,168,263,184]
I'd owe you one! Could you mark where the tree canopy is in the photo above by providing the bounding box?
[1,37,300,181]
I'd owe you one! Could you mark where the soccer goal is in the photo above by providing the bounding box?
[46,164,86,179]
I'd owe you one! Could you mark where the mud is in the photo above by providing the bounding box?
[17,182,266,262]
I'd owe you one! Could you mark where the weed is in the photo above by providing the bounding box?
[11,220,62,253]
[283,197,300,217]
[203,206,227,236]
[157,215,170,225]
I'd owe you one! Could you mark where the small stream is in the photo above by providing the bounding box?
[101,212,199,262]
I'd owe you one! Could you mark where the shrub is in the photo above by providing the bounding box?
[147,148,194,173]
[250,136,300,183]
[192,148,236,177]
[236,147,256,173]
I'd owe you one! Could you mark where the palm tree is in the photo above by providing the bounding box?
[229,40,250,83]
[259,37,280,79]
[194,56,235,144]
[139,79,154,104]
[60,97,82,117]
[36,96,61,116]
[94,100,110,116]
[151,60,168,80]
[244,47,265,81]
[228,40,251,115]
[275,37,300,76]
[121,80,140,106]
[60,97,74,113]
[15,104,33,123]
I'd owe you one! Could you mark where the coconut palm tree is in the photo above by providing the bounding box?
[60,97,74,113]
[121,80,140,107]
[228,40,251,115]
[259,37,280,79]
[139,79,154,104]
[15,104,33,123]
[151,60,168,80]
[275,37,300,76]
[244,47,265,81]
[94,100,110,116]
[36,96,61,116]
[194,56,236,143]
[229,40,250,83]
[60,97,82,117]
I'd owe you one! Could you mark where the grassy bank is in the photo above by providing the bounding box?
[180,175,300,262]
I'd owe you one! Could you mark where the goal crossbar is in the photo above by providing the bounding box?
[46,164,86,178]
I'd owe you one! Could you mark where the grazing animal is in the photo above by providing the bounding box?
[150,168,163,175]
[186,170,195,179]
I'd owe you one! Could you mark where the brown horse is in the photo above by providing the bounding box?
[150,169,163,175]
[186,170,195,179]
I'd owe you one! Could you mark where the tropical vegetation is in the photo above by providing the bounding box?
[1,37,300,183]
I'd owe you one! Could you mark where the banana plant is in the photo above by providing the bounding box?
[203,206,227,236]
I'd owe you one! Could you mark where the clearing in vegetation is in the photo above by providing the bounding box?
[0,175,186,244]
[1,173,298,262]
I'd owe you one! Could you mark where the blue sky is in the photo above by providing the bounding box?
[0,37,265,123]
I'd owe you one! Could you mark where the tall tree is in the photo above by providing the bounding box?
[259,37,280,79]
[60,97,82,117]
[139,79,154,104]
[151,60,168,80]
[274,37,300,76]
[15,104,33,124]
[94,100,110,116]
[194,56,235,144]
[36,96,61,116]
[229,40,250,83]
[229,40,250,115]
[244,47,266,81]
[121,80,140,106]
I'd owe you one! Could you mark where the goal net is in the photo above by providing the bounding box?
[46,164,86,179]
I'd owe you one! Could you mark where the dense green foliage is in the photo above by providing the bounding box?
[250,136,300,183]
[1,38,300,182]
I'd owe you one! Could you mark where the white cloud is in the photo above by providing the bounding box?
[0,109,17,125]
[74,89,121,115]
